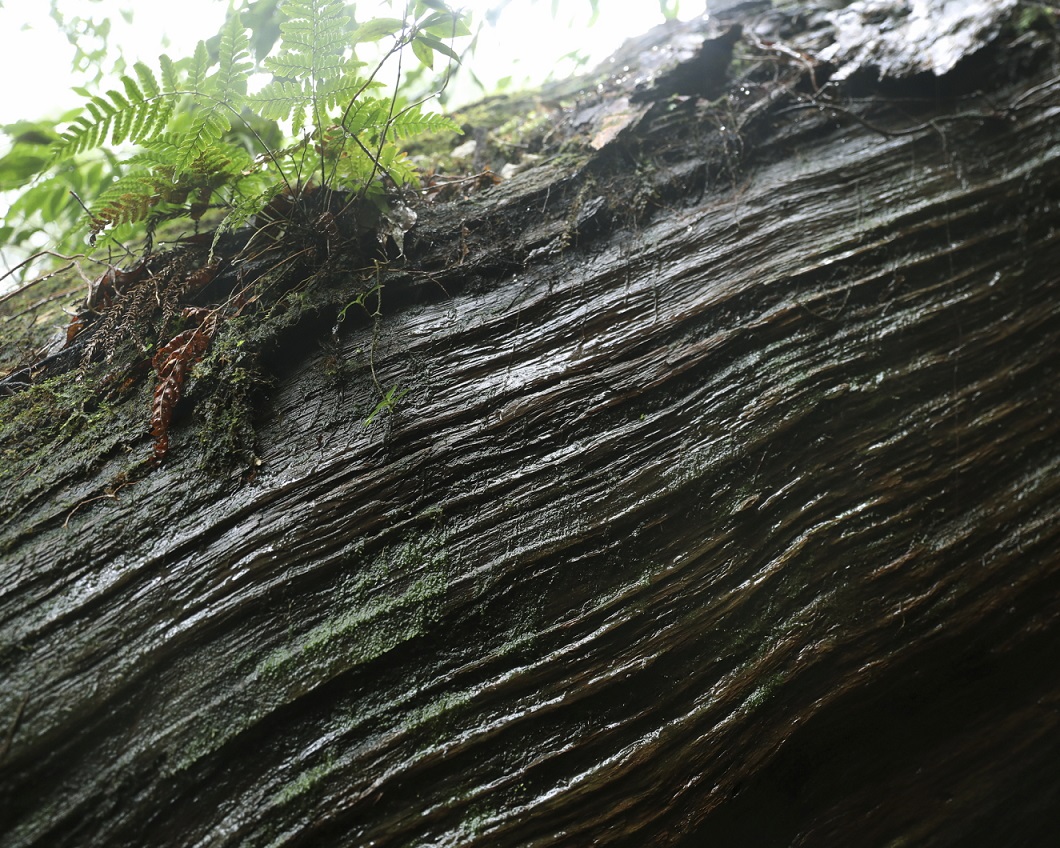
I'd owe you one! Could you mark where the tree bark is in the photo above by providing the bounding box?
[2,2,1059,846]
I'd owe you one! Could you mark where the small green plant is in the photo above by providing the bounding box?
[1015,3,1059,34]
[364,384,409,427]
[0,0,469,463]
[47,0,467,248]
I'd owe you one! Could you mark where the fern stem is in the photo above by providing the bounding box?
[330,14,412,197]
[363,21,407,201]
[195,93,296,198]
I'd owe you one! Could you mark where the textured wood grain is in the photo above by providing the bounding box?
[2,4,1059,846]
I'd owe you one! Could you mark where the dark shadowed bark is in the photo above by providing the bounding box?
[2,2,1059,845]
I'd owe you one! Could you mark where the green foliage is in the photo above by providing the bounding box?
[0,113,123,258]
[659,0,681,21]
[1015,3,1060,33]
[89,138,255,238]
[48,0,128,85]
[328,97,460,191]
[364,384,408,428]
[52,59,176,159]
[255,0,361,134]
[174,16,254,175]
[2,0,470,284]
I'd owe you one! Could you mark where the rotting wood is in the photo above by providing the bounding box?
[1,2,1059,846]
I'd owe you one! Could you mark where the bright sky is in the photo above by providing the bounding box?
[0,0,709,126]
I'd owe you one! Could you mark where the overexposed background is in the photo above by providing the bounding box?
[0,0,710,126]
[0,0,711,284]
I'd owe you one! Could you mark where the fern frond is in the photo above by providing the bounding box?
[133,61,162,99]
[315,74,370,113]
[375,143,420,188]
[187,40,213,93]
[265,0,351,84]
[338,97,393,140]
[90,171,171,232]
[159,54,179,94]
[252,79,311,124]
[45,0,468,260]
[337,99,460,146]
[327,98,457,192]
[171,17,252,178]
[325,138,416,191]
[215,14,253,102]
[258,0,356,133]
[328,147,376,188]
[91,138,253,235]
[211,182,286,253]
[253,73,369,134]
[386,107,462,140]
[135,134,254,177]
[152,316,218,460]
[53,64,171,159]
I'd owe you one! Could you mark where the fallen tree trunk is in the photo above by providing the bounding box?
[2,2,1060,845]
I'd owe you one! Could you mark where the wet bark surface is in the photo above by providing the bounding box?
[2,3,1060,846]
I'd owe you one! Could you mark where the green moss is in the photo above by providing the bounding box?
[489,108,555,157]
[1014,3,1058,34]
[742,671,788,713]
[273,756,336,806]
[188,320,271,469]
[0,269,78,378]
[407,91,560,175]
[168,529,451,776]
[0,372,138,510]
[1,377,95,451]
[257,534,449,683]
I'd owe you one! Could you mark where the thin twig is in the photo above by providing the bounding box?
[0,286,81,323]
[64,488,122,529]
[0,251,96,305]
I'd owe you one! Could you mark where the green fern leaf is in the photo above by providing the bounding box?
[172,112,231,176]
[329,146,377,187]
[376,143,420,187]
[53,61,176,159]
[92,136,252,236]
[159,54,179,94]
[90,171,169,232]
[134,134,253,178]
[134,61,161,99]
[107,90,133,144]
[266,0,350,84]
[187,40,213,93]
[338,97,392,140]
[214,14,253,102]
[171,16,252,178]
[386,106,462,140]
[84,98,108,123]
[252,79,308,124]
[259,0,355,131]
[316,74,368,113]
[42,0,469,255]
[268,0,350,74]
[211,181,285,252]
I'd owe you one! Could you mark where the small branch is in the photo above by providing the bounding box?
[0,251,94,305]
